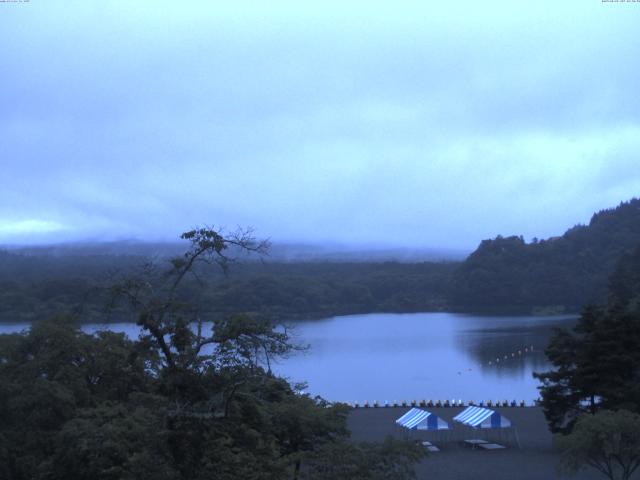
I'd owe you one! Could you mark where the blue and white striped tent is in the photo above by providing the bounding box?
[453,406,512,429]
[395,408,450,431]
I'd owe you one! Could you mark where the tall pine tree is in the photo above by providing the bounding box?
[535,245,640,433]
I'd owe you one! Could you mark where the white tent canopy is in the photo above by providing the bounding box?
[453,406,512,429]
[395,408,450,431]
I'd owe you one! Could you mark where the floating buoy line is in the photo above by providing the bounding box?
[347,344,541,409]
[452,344,537,376]
[485,344,535,368]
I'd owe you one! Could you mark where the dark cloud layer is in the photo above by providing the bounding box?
[1,1,639,248]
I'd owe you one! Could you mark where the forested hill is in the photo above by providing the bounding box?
[2,199,640,322]
[0,253,456,323]
[449,198,640,313]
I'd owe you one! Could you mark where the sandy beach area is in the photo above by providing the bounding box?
[347,406,629,480]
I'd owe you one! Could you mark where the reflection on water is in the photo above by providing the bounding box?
[0,312,578,403]
[453,315,578,376]
[276,313,578,402]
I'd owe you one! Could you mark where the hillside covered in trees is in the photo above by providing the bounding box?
[0,252,455,323]
[1,198,639,322]
[449,198,640,313]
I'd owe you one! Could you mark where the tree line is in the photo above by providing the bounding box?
[1,198,639,325]
[0,253,455,323]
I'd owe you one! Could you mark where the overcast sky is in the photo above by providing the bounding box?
[1,1,639,250]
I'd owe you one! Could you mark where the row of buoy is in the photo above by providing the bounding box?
[453,345,538,377]
[351,399,530,408]
[486,345,535,367]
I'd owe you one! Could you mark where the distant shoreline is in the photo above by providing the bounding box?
[0,309,580,326]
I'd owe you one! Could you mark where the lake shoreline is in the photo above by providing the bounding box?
[0,307,581,326]
[0,313,578,402]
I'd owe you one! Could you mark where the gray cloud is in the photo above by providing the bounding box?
[1,1,639,249]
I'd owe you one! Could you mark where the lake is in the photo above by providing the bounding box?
[0,312,577,404]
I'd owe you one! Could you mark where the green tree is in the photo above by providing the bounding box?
[559,410,640,480]
[534,246,640,433]
[0,316,156,480]
[0,227,426,479]
[270,394,349,479]
[302,436,425,480]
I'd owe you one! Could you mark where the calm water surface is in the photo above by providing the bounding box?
[0,312,576,403]
[276,313,577,403]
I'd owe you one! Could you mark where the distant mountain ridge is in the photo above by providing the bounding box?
[450,198,640,313]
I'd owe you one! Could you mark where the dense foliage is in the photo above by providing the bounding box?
[534,245,640,433]
[0,228,425,480]
[0,252,454,323]
[0,316,422,479]
[558,410,640,480]
[450,198,640,312]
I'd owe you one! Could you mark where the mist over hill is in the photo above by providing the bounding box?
[1,198,639,322]
[2,240,467,263]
